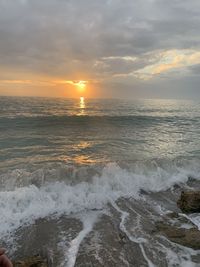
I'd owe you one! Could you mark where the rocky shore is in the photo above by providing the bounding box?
[12,191,200,266]
[177,191,200,213]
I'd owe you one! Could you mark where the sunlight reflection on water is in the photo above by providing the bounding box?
[78,97,85,115]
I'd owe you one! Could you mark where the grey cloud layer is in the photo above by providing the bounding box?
[0,0,200,97]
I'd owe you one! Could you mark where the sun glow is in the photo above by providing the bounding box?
[63,80,87,94]
[77,81,86,92]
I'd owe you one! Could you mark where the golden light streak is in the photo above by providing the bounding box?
[79,96,85,115]
[80,96,85,107]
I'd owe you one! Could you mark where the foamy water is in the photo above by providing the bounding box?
[1,162,200,238]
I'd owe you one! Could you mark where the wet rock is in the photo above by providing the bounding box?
[117,229,128,245]
[139,189,149,195]
[166,212,198,228]
[165,212,180,219]
[173,183,181,190]
[14,255,47,267]
[156,212,200,250]
[75,214,149,267]
[187,176,197,183]
[11,216,81,266]
[156,222,200,250]
[177,191,200,213]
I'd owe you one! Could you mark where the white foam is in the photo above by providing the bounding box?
[0,163,199,238]
[186,214,200,230]
[60,212,98,267]
[158,239,198,267]
[112,202,154,267]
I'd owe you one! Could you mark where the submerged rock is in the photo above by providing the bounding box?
[14,255,48,267]
[177,191,200,213]
[155,212,200,250]
[156,212,200,250]
[156,220,200,250]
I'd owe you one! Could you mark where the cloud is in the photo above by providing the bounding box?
[135,49,200,79]
[0,0,200,98]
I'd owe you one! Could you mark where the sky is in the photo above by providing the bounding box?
[0,0,200,99]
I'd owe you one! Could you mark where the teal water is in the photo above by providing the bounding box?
[0,97,199,171]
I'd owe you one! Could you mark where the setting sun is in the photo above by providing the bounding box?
[76,81,86,92]
[62,80,87,96]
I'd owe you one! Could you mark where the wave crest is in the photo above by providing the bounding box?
[0,162,199,237]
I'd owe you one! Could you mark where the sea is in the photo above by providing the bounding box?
[0,96,200,266]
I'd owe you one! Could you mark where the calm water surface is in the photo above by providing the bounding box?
[0,96,199,170]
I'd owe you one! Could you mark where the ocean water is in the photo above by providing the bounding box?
[0,96,200,266]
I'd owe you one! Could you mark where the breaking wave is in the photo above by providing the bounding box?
[0,162,200,238]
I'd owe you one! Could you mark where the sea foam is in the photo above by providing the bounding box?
[0,162,199,238]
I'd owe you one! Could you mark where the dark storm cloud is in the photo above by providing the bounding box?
[0,0,200,97]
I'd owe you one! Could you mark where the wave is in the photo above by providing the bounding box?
[0,162,199,238]
[0,115,198,134]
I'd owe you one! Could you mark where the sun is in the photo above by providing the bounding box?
[76,81,86,93]
[62,80,87,96]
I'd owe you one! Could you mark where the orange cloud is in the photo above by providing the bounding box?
[0,80,32,84]
[0,79,57,86]
[135,49,200,79]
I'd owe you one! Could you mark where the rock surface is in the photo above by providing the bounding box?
[156,213,200,250]
[7,197,200,267]
[14,255,47,267]
[177,191,200,213]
